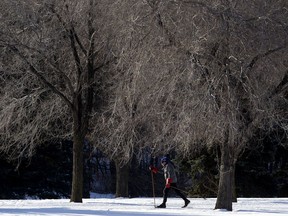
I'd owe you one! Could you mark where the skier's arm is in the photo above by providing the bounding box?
[165,178,172,188]
[149,165,163,174]
[149,165,158,173]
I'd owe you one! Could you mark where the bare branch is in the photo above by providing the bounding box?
[8,45,74,110]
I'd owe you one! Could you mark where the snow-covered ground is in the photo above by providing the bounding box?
[0,194,287,216]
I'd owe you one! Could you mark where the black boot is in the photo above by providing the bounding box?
[182,199,190,208]
[156,203,166,208]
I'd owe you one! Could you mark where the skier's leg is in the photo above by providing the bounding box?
[157,187,170,208]
[163,187,169,204]
[172,183,186,200]
[171,183,190,208]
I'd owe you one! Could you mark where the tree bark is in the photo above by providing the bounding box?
[115,162,130,198]
[70,98,84,202]
[70,129,84,202]
[232,162,237,202]
[215,134,233,211]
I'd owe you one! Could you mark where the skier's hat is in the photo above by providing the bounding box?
[161,156,168,163]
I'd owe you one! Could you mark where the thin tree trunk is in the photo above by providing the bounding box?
[70,102,84,202]
[215,141,233,211]
[70,130,84,202]
[232,162,237,202]
[115,162,130,197]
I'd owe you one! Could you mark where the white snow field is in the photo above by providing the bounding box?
[0,195,287,216]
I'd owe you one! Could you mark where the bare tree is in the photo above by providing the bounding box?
[125,0,288,211]
[166,0,288,211]
[0,0,114,202]
[0,0,72,161]
[89,0,175,196]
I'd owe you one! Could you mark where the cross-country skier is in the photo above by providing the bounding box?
[149,156,190,208]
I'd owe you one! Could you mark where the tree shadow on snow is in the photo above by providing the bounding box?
[0,207,188,216]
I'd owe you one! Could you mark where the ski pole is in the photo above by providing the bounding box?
[151,171,156,207]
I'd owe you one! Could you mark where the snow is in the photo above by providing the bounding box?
[0,194,288,216]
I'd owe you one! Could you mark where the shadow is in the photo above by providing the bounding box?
[272,201,288,205]
[0,208,98,215]
[0,207,201,216]
[237,209,288,214]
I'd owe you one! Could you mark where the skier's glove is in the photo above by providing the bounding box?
[149,166,158,174]
[165,178,172,188]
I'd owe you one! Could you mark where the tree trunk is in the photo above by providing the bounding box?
[70,106,84,202]
[115,162,130,197]
[215,143,233,211]
[232,162,237,202]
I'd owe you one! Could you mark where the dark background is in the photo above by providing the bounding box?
[1,131,287,199]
